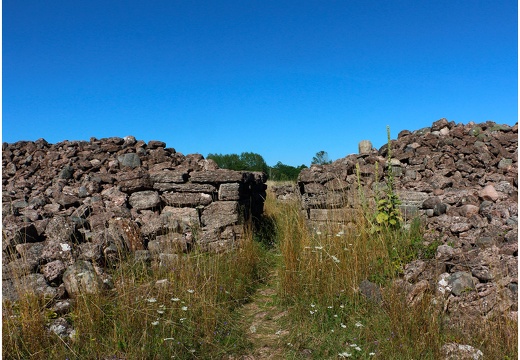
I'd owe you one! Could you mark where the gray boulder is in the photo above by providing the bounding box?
[62,260,103,297]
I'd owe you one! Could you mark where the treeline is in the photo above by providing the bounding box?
[207,152,308,181]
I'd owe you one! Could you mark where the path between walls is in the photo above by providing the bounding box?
[227,271,290,360]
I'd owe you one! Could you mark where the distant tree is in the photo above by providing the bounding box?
[240,152,269,173]
[207,152,269,173]
[311,151,332,165]
[270,161,307,181]
[207,153,243,170]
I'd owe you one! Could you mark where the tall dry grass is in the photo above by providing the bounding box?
[3,226,270,359]
[265,182,517,359]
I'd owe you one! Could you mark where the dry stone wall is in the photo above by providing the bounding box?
[2,136,267,301]
[273,119,518,324]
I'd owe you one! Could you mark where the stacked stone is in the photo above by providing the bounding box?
[293,119,518,322]
[2,136,267,301]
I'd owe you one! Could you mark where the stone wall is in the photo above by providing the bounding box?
[2,136,267,301]
[273,119,518,322]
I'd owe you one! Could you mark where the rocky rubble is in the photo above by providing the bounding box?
[2,136,267,302]
[273,119,518,327]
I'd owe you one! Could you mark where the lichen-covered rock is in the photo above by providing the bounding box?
[62,260,103,297]
[148,233,188,255]
[448,271,476,296]
[128,190,161,210]
[201,201,239,229]
[441,343,483,360]
[107,217,145,252]
[117,153,141,168]
[42,260,67,284]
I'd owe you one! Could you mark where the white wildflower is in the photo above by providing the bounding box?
[355,346,362,351]
[151,321,159,326]
[147,298,157,303]
[369,352,376,356]
[340,323,347,328]
[60,243,71,252]
[187,289,195,293]
[338,352,352,357]
[355,321,364,327]
[336,231,344,237]
[171,297,180,302]
[331,255,340,264]
[315,246,323,250]
[181,306,188,311]
[311,304,316,308]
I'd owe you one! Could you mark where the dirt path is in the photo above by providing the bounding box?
[229,273,289,359]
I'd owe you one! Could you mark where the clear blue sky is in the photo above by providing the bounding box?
[3,1,518,167]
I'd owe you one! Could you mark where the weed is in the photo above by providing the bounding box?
[372,126,403,232]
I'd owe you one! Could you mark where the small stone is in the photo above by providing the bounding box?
[42,260,66,284]
[49,317,75,339]
[59,165,74,180]
[128,190,161,210]
[499,242,518,256]
[450,222,472,234]
[431,118,449,131]
[436,244,455,262]
[498,158,513,170]
[476,237,495,248]
[479,184,499,202]
[117,153,141,169]
[358,140,373,154]
[422,196,441,209]
[448,272,475,296]
[62,260,103,297]
[459,204,479,218]
[468,126,483,136]
[404,260,426,283]
[359,279,382,304]
[433,203,447,216]
[123,135,137,146]
[148,140,166,149]
[441,343,483,360]
[52,300,72,315]
[471,265,494,282]
[439,127,450,135]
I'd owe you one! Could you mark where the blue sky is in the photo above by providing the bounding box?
[3,1,518,167]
